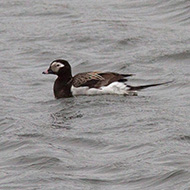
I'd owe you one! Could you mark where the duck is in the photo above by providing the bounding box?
[42,59,170,99]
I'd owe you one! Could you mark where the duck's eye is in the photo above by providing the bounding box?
[56,64,60,67]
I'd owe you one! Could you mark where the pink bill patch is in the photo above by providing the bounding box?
[42,70,49,74]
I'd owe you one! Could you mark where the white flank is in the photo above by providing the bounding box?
[71,82,137,96]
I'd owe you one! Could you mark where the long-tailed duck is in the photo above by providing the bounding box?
[42,59,170,99]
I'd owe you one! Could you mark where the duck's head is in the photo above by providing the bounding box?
[42,59,72,77]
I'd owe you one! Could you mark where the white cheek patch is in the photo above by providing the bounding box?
[51,62,65,73]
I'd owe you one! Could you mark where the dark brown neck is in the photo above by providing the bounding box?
[53,75,73,98]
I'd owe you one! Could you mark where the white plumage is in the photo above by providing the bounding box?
[71,82,137,96]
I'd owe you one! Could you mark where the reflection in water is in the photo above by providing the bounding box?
[51,110,83,129]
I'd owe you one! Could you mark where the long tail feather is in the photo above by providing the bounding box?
[122,74,134,77]
[127,81,173,91]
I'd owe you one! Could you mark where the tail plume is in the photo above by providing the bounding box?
[122,74,134,77]
[127,81,173,91]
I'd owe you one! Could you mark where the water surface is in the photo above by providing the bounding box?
[0,0,190,189]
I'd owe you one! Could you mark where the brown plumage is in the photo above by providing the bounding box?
[72,72,133,88]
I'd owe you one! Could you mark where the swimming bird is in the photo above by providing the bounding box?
[42,59,170,99]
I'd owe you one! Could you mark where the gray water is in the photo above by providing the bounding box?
[1,0,190,189]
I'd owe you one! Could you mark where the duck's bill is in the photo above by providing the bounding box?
[42,70,49,74]
[42,69,54,74]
